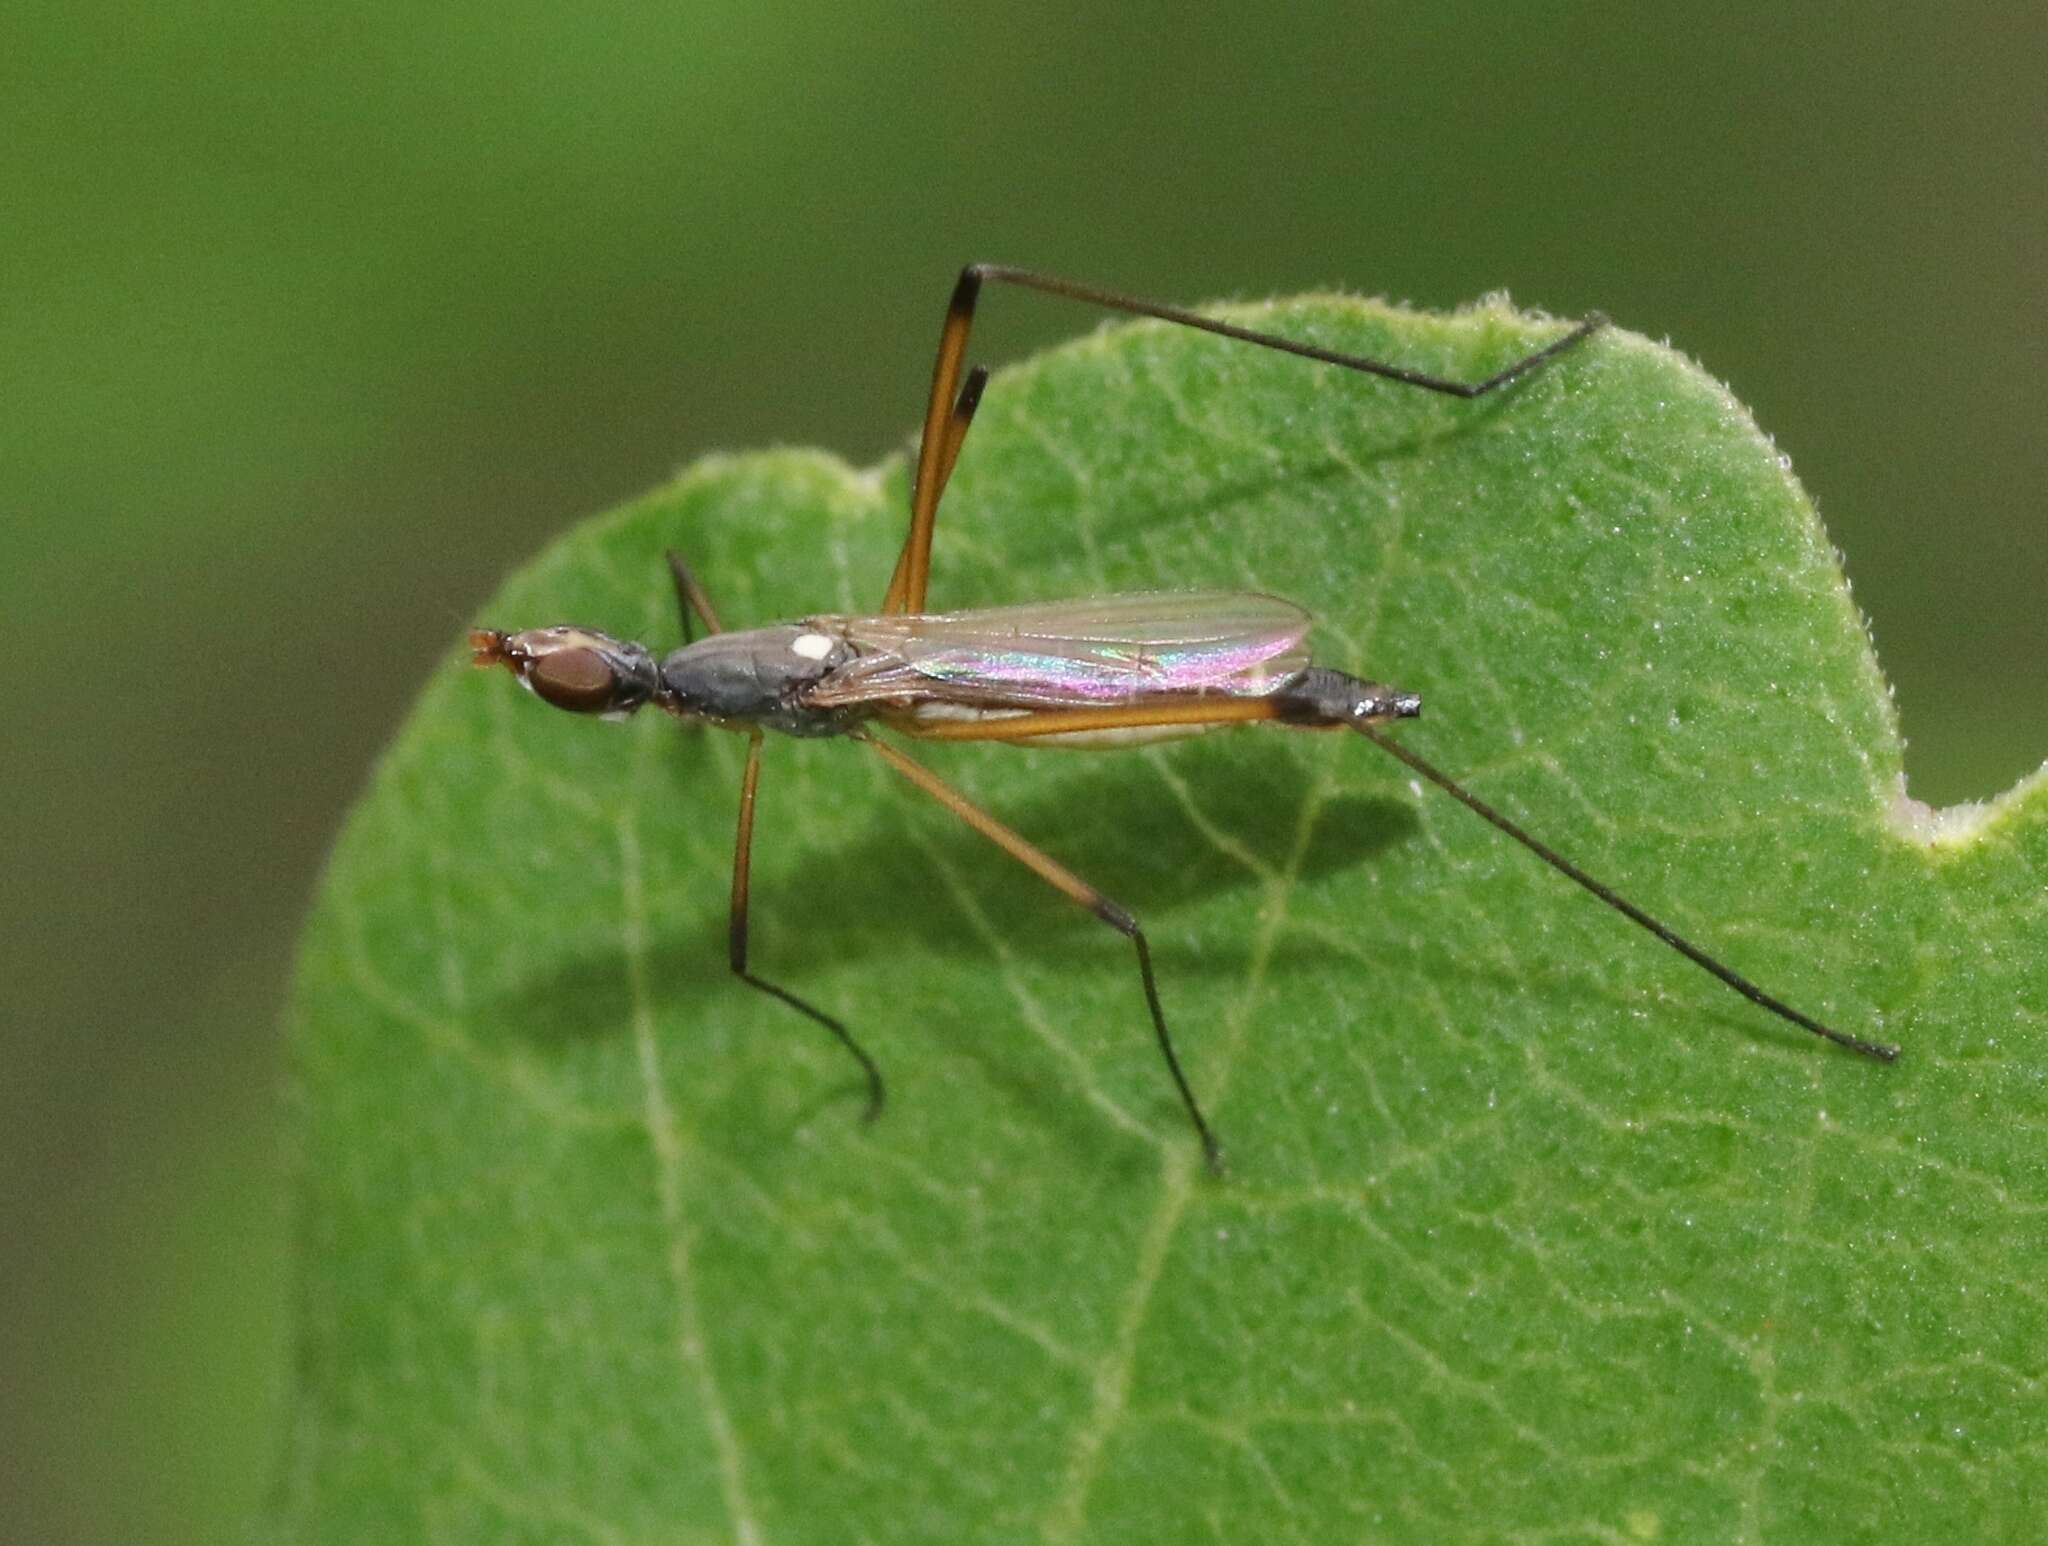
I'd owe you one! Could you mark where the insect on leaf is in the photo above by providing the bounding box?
[277,297,2047,1542]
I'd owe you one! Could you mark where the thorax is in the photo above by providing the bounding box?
[660,623,861,737]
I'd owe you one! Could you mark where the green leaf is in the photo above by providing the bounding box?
[277,298,2046,1542]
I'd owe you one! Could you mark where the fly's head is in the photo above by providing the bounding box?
[469,626,664,719]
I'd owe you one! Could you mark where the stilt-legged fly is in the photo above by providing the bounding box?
[472,265,1898,1173]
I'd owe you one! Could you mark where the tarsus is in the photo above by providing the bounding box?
[1350,722,1900,1062]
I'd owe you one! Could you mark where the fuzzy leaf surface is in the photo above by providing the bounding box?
[279,299,2046,1543]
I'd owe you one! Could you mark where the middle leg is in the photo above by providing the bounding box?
[859,731,1223,1173]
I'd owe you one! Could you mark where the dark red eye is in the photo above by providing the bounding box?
[528,648,617,713]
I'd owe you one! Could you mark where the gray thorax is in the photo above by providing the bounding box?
[660,623,860,737]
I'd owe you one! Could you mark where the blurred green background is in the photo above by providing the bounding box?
[4,3,2042,1540]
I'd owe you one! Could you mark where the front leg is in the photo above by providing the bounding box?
[727,730,885,1119]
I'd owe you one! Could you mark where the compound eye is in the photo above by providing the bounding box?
[528,647,617,713]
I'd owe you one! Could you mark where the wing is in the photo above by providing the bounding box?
[804,590,1313,709]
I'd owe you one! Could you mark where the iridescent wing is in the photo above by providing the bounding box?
[805,590,1312,709]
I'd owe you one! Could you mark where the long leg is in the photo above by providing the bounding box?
[881,263,1609,615]
[881,364,988,615]
[730,731,886,1119]
[936,364,990,496]
[667,548,725,642]
[1348,721,1900,1062]
[859,731,1223,1173]
[890,696,1292,744]
[894,694,1901,1064]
